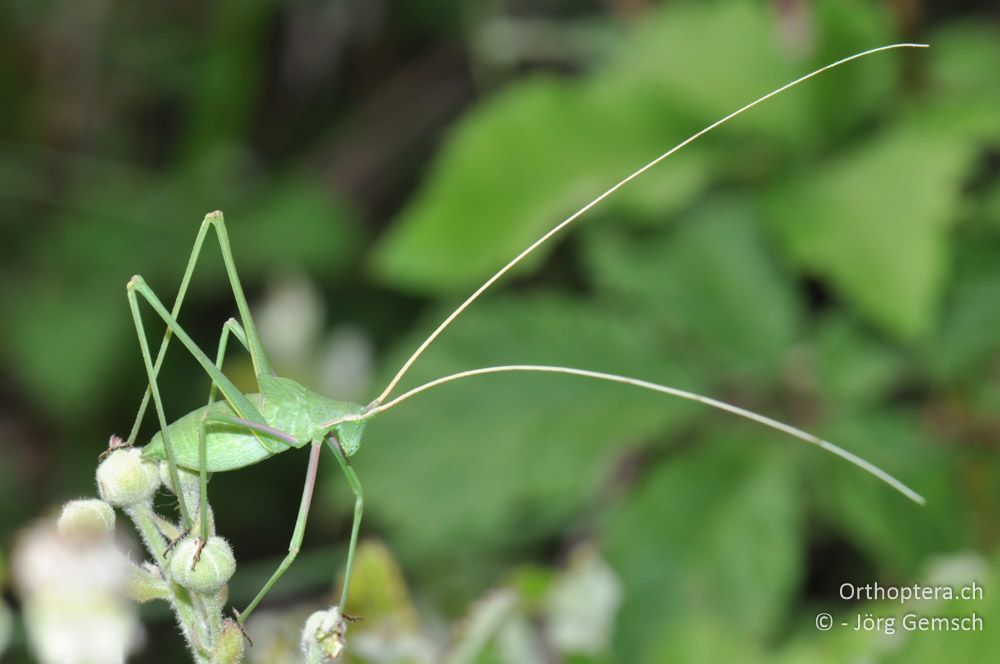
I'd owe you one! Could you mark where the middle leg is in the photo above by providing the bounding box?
[325,435,364,612]
[239,440,322,622]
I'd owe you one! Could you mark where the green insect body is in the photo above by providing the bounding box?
[142,376,367,472]
[116,45,929,658]
[120,212,370,628]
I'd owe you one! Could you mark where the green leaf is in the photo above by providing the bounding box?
[895,22,1000,176]
[583,196,800,381]
[763,122,974,340]
[929,263,1000,383]
[811,314,905,408]
[182,0,275,158]
[927,21,1000,102]
[347,540,418,621]
[232,175,362,274]
[801,0,896,145]
[2,282,125,420]
[603,0,893,148]
[813,413,964,575]
[602,436,802,663]
[639,610,767,664]
[370,74,701,293]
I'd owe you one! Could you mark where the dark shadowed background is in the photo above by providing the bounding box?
[1,0,998,662]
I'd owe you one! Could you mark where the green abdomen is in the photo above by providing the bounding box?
[142,395,280,472]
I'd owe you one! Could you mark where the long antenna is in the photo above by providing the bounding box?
[372,43,928,405]
[363,365,925,505]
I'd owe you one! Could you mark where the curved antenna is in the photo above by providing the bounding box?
[361,365,924,505]
[372,43,929,405]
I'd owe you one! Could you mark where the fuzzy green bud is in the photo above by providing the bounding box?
[301,606,347,663]
[124,561,169,603]
[168,536,235,595]
[57,499,115,540]
[210,619,246,664]
[97,449,160,507]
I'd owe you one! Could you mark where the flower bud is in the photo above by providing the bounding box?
[97,449,160,507]
[301,606,347,663]
[57,499,115,540]
[168,536,235,595]
[210,619,245,664]
[124,561,169,603]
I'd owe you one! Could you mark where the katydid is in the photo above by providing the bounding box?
[123,43,927,637]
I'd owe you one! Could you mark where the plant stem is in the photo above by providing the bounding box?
[128,504,214,662]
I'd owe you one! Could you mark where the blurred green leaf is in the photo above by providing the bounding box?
[602,436,802,663]
[812,314,905,408]
[929,263,1000,384]
[926,21,1000,103]
[763,121,974,340]
[638,610,767,664]
[802,0,896,146]
[371,74,700,293]
[2,283,124,422]
[603,0,893,147]
[814,413,964,575]
[343,540,421,627]
[183,0,275,159]
[233,174,362,273]
[583,196,800,381]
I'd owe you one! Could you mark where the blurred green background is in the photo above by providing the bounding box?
[1,0,998,661]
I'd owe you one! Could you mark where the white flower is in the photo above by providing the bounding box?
[544,546,622,656]
[12,519,141,664]
[302,606,348,663]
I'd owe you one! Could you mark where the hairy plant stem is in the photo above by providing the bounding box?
[128,503,217,662]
